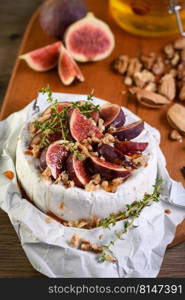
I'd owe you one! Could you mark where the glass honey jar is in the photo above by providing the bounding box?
[109,0,185,37]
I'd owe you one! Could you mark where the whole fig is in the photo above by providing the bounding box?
[40,0,87,40]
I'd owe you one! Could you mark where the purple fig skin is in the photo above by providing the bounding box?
[46,142,68,179]
[115,141,148,154]
[90,155,131,180]
[99,144,133,167]
[113,121,144,141]
[66,154,90,187]
[98,144,123,164]
[40,147,48,171]
[40,0,87,40]
[100,104,125,128]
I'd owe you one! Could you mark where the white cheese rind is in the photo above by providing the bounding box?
[16,103,158,221]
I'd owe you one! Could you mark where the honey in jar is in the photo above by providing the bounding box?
[109,0,185,37]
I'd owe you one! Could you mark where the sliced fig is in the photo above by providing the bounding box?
[40,147,48,170]
[20,41,61,71]
[46,141,68,179]
[99,104,125,128]
[58,45,84,85]
[70,109,103,142]
[65,12,115,62]
[42,102,72,117]
[115,141,148,154]
[66,154,90,187]
[98,144,123,164]
[113,120,144,141]
[89,155,131,180]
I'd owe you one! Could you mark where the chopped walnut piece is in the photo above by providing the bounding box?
[164,43,174,59]
[92,174,101,184]
[41,167,52,181]
[133,70,155,88]
[152,57,164,75]
[31,144,40,157]
[98,118,105,133]
[144,82,157,92]
[127,57,142,76]
[70,234,81,248]
[171,52,180,66]
[158,74,176,100]
[101,180,109,190]
[85,181,101,192]
[80,240,91,251]
[113,55,129,74]
[169,129,183,142]
[124,76,133,86]
[28,122,37,134]
[102,133,115,144]
[132,155,147,167]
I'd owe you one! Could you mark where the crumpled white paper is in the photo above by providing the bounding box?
[0,92,185,278]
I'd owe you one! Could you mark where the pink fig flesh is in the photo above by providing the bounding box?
[65,13,115,62]
[115,141,148,154]
[46,141,68,179]
[70,109,103,142]
[20,41,61,71]
[58,45,84,85]
[66,154,90,187]
[90,155,130,180]
[113,121,144,141]
[99,104,125,128]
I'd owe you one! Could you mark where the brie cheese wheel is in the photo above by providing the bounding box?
[16,99,158,221]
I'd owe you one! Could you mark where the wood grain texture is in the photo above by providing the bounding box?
[0,0,185,278]
[0,0,42,106]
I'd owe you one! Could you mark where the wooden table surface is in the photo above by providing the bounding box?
[0,0,185,278]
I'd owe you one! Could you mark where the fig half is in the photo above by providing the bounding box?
[66,154,90,187]
[113,120,144,141]
[70,109,103,142]
[58,45,84,85]
[89,155,130,180]
[99,104,125,128]
[65,12,115,62]
[20,41,61,71]
[115,141,148,154]
[46,141,68,179]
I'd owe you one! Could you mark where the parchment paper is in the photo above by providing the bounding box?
[0,92,185,278]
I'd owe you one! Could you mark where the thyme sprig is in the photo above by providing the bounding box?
[98,178,162,263]
[33,86,100,147]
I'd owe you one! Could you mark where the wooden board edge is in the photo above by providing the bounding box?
[0,7,40,120]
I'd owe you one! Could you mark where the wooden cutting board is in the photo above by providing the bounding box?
[0,0,185,276]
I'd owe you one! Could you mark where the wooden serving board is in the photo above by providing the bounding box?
[0,0,185,277]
